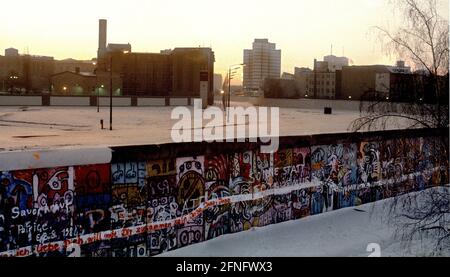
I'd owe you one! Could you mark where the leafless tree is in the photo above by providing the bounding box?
[351,0,449,256]
[351,0,448,131]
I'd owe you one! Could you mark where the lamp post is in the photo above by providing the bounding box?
[109,54,113,130]
[109,50,129,131]
[226,64,245,119]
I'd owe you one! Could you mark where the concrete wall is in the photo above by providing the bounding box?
[0,128,447,257]
[98,97,132,107]
[0,95,42,106]
[224,95,368,111]
[0,95,199,107]
[170,98,188,106]
[257,97,361,110]
[137,98,166,106]
[50,96,91,106]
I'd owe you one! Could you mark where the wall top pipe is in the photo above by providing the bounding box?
[0,146,112,171]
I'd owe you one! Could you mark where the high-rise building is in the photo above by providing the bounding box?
[323,55,349,72]
[243,39,281,95]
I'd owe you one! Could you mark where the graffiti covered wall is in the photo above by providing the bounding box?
[0,128,448,257]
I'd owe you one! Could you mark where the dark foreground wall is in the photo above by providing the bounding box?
[0,128,448,257]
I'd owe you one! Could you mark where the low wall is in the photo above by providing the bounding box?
[0,95,42,106]
[98,97,132,107]
[226,96,383,111]
[256,97,362,110]
[0,95,200,107]
[50,96,90,106]
[170,98,188,106]
[137,98,166,106]
[0,128,448,257]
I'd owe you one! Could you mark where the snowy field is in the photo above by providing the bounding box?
[159,189,448,257]
[0,102,410,151]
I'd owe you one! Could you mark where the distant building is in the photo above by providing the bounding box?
[5,48,19,57]
[94,19,215,102]
[386,60,411,74]
[243,39,281,95]
[294,67,312,97]
[213,73,223,93]
[107,43,132,53]
[306,72,336,99]
[54,58,96,74]
[281,72,294,80]
[338,65,390,100]
[171,48,215,103]
[299,59,337,99]
[323,55,349,72]
[51,69,97,95]
[0,50,54,93]
[121,52,172,96]
[263,78,298,99]
[160,49,172,55]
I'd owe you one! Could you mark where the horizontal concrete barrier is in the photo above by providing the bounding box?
[0,146,112,172]
[256,97,361,110]
[170,98,188,106]
[137,98,166,106]
[50,96,91,106]
[99,97,132,106]
[0,95,42,106]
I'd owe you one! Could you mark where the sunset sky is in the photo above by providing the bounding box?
[1,0,448,82]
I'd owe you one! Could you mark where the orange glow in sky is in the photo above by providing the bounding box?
[1,0,448,82]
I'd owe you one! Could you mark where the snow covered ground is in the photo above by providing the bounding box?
[158,191,447,257]
[0,102,411,151]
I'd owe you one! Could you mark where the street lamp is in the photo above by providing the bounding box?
[226,63,245,112]
[109,50,129,131]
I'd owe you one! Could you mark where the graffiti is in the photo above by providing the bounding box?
[311,144,357,212]
[273,149,293,188]
[0,170,34,251]
[252,151,274,193]
[291,188,311,219]
[204,154,230,240]
[0,130,447,257]
[339,186,357,208]
[293,148,311,184]
[251,196,274,227]
[229,152,254,195]
[272,194,292,224]
[176,156,205,247]
[147,159,176,178]
[32,167,75,244]
[147,196,178,255]
[110,162,147,256]
[146,159,178,256]
[229,201,253,233]
[359,142,381,184]
[147,175,177,199]
[74,164,111,236]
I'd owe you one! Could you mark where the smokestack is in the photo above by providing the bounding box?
[98,19,107,58]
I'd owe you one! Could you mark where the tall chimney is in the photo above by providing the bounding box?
[98,19,107,59]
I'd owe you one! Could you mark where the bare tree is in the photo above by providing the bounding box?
[351,0,448,131]
[351,0,449,256]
